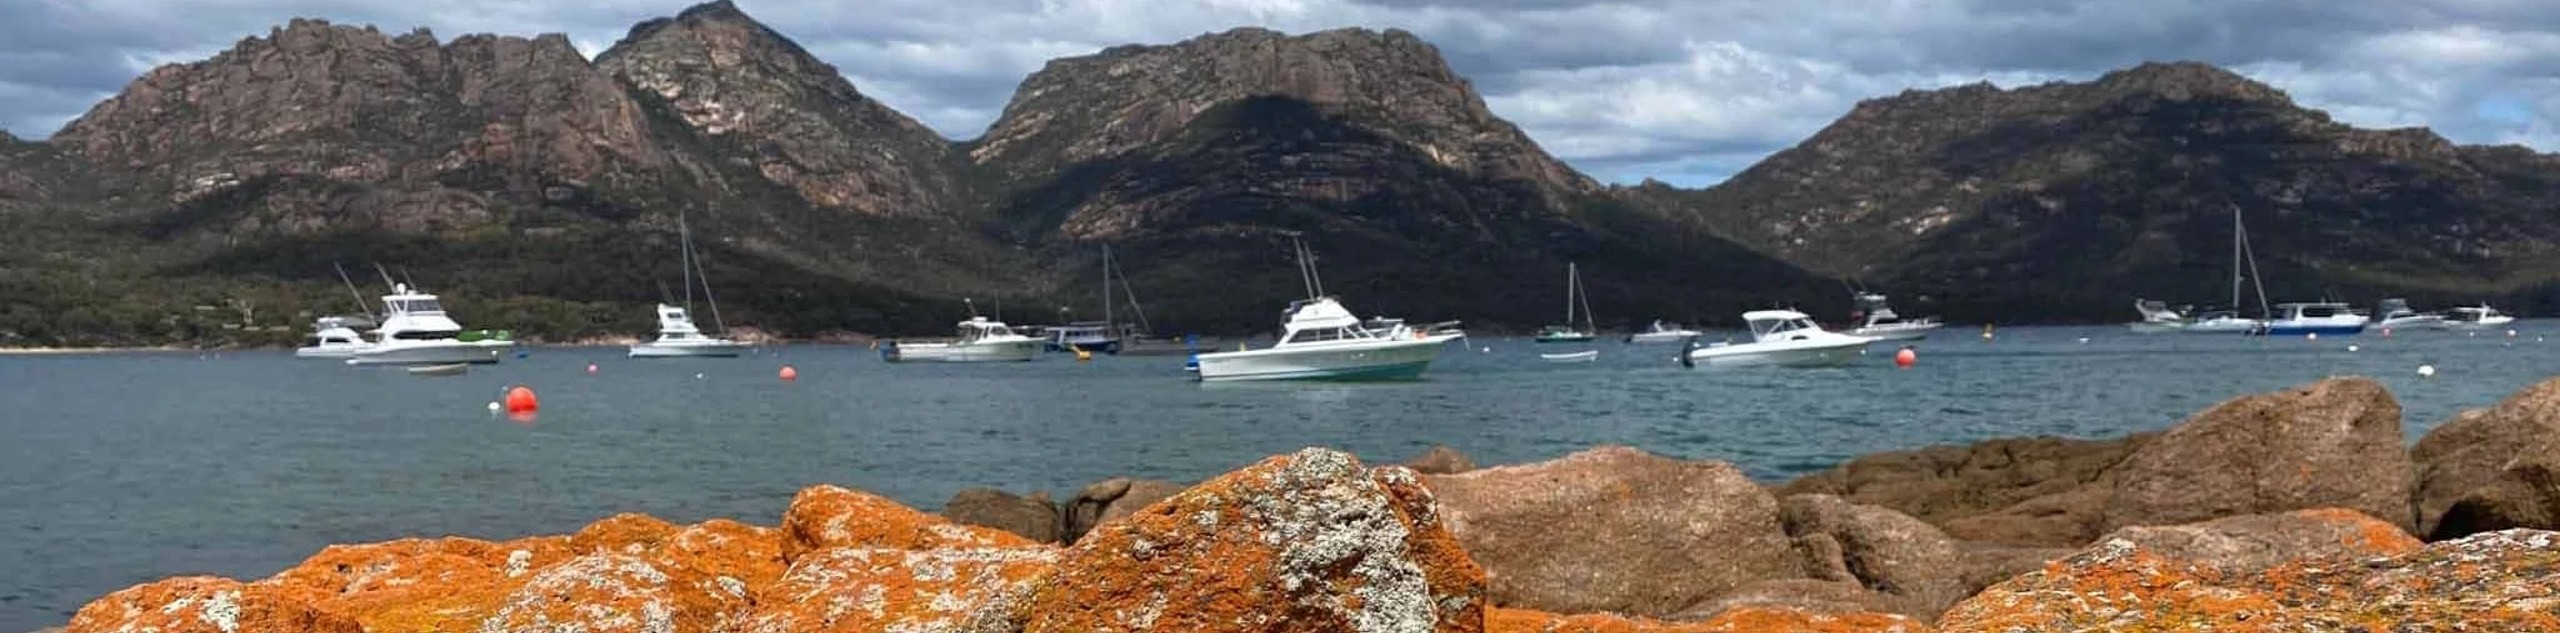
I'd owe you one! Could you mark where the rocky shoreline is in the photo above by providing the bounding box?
[58,376,2560,632]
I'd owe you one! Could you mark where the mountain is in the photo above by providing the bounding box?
[1628,62,2560,321]
[967,27,1825,333]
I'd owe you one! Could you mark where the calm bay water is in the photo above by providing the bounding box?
[5,323,2558,630]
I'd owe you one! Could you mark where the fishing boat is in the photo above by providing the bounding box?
[2444,304,2517,331]
[2258,302,2369,336]
[1539,350,1599,363]
[346,283,506,365]
[1191,237,1463,382]
[2131,207,2271,334]
[1626,319,1702,344]
[406,363,469,376]
[1682,310,1873,368]
[1534,262,1598,343]
[2375,299,2445,331]
[294,316,374,359]
[631,212,748,358]
[880,307,1044,362]
[1843,291,1940,341]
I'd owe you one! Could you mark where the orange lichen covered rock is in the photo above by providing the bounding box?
[735,546,1059,633]
[641,519,790,598]
[1486,607,1929,633]
[66,576,359,633]
[572,512,683,554]
[1018,448,1486,633]
[1939,528,2560,632]
[478,552,747,633]
[782,484,1033,560]
[261,536,569,631]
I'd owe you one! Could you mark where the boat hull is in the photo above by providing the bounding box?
[2127,322,2185,334]
[294,345,370,359]
[2379,316,2447,331]
[1540,350,1599,363]
[629,341,750,358]
[1045,340,1121,354]
[1533,333,1595,343]
[347,342,504,365]
[883,340,1042,362]
[2447,317,2517,331]
[406,363,469,376]
[2260,323,2367,336]
[1118,338,1204,356]
[1627,331,1699,344]
[1686,340,1868,368]
[1194,338,1447,382]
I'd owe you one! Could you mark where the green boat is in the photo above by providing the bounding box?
[1534,262,1598,343]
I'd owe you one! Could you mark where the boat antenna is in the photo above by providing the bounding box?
[399,267,418,291]
[372,262,398,290]
[690,233,727,334]
[334,261,377,322]
[656,279,675,305]
[1101,244,1115,333]
[678,210,695,316]
[964,297,980,318]
[1288,234,1317,299]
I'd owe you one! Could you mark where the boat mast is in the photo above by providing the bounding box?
[689,231,727,335]
[1112,252,1155,335]
[2230,206,2243,315]
[2239,212,2271,319]
[679,211,695,315]
[1576,263,1597,331]
[1102,244,1115,334]
[1563,262,1576,326]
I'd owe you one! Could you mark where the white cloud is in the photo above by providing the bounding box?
[4,0,2559,186]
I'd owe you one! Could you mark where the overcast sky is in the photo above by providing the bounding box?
[6,0,2557,185]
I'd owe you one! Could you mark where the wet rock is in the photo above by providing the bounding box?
[2414,377,2560,538]
[782,484,1033,559]
[2106,376,2417,534]
[1778,495,1967,617]
[65,576,359,633]
[2096,508,2420,576]
[943,487,1064,543]
[1062,477,1185,542]
[1424,446,1799,617]
[733,546,1059,633]
[1405,445,1478,474]
[1488,606,1932,632]
[1017,449,1484,633]
[1938,527,2560,632]
[1777,434,2153,540]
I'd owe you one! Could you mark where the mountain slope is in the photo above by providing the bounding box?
[974,27,1829,332]
[1629,62,2560,321]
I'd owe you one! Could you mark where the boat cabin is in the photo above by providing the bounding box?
[955,317,1021,342]
[2273,302,2358,320]
[1742,310,1826,342]
[654,304,711,340]
[2446,305,2507,322]
[1276,297,1393,345]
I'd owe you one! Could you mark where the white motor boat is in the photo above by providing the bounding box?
[2257,302,2369,337]
[2375,299,2445,331]
[2444,304,2518,331]
[2184,309,2265,334]
[1192,297,1461,381]
[629,304,748,358]
[1682,310,1874,368]
[294,316,374,359]
[1191,237,1462,382]
[2128,299,2191,334]
[346,284,506,365]
[1626,319,1702,344]
[632,211,749,358]
[1844,291,1940,341]
[881,316,1044,362]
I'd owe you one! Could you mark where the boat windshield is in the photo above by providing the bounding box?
[1751,317,1819,338]
[388,298,445,314]
[391,329,460,340]
[1285,326,1368,344]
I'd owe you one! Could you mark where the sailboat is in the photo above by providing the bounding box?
[1093,245,1210,356]
[1534,262,1598,343]
[630,212,749,358]
[2130,206,2269,334]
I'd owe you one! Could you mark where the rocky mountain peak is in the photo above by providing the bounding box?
[596,0,961,219]
[970,25,1592,196]
[2090,61,2293,105]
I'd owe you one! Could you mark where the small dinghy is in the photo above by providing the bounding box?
[407,363,469,377]
[1539,350,1599,363]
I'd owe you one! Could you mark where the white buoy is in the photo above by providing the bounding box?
[2306,332,2319,341]
[2418,364,2437,378]
[1480,346,1491,353]
[486,401,501,414]
[694,372,706,380]
[2346,344,2359,352]
[2077,337,2091,344]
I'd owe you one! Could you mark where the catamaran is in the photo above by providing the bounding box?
[2130,206,2270,334]
[1534,262,1598,343]
[1191,237,1463,382]
[630,212,748,358]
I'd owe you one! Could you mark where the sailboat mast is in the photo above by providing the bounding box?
[1564,263,1576,325]
[1576,263,1596,330]
[2241,217,2271,319]
[691,238,727,334]
[1102,245,1115,334]
[2230,207,2243,314]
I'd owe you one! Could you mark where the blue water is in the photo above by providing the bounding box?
[4,323,2557,630]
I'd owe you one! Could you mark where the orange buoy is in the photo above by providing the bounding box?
[503,385,539,413]
[1893,347,1917,368]
[779,365,798,381]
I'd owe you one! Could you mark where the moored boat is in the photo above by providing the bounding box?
[630,211,749,358]
[881,316,1044,362]
[2258,302,2369,337]
[1843,291,1940,341]
[346,283,506,366]
[1191,237,1463,382]
[1540,350,1599,363]
[1533,262,1598,343]
[2375,299,2446,331]
[1626,319,1702,344]
[294,316,374,359]
[1682,310,1873,368]
[2444,304,2518,331]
